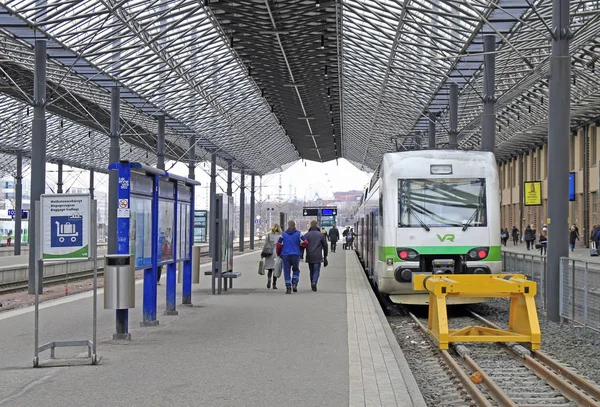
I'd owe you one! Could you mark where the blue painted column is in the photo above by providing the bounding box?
[182,134,195,306]
[165,183,178,316]
[109,88,131,339]
[141,173,159,326]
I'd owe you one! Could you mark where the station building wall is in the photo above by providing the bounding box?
[498,124,600,247]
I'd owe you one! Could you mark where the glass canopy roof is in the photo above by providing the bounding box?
[0,0,599,174]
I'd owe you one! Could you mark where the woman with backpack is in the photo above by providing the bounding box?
[262,224,282,289]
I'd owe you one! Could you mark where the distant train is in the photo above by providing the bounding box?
[353,150,501,305]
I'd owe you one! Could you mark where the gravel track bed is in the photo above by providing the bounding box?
[384,300,475,407]
[470,298,600,387]
[384,299,599,406]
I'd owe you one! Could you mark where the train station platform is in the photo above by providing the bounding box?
[0,249,426,407]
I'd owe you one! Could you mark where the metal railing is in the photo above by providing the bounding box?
[559,258,600,332]
[502,251,600,332]
[502,251,548,311]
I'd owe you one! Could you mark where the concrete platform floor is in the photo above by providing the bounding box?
[0,249,425,407]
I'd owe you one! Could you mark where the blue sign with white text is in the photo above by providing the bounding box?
[569,172,575,201]
[51,216,83,247]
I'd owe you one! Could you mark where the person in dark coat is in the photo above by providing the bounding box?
[524,225,535,250]
[569,226,579,252]
[511,226,519,245]
[303,220,329,292]
[342,226,350,250]
[501,228,509,246]
[328,224,340,253]
[539,227,547,255]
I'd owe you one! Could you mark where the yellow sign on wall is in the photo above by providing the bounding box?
[524,181,542,206]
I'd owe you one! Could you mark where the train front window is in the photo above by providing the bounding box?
[398,178,486,228]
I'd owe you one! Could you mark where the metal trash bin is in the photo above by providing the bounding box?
[104,254,135,309]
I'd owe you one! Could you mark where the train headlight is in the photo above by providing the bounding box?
[396,248,419,261]
[467,247,489,260]
[386,258,394,266]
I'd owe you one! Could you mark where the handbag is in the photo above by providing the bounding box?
[258,259,265,275]
[273,257,282,278]
[261,234,274,257]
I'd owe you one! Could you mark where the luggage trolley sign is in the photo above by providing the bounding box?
[41,194,91,260]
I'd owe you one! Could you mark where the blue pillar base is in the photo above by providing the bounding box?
[181,303,194,307]
[140,320,159,327]
[112,333,131,340]
[164,310,179,316]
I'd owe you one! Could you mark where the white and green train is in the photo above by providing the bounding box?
[354,150,501,305]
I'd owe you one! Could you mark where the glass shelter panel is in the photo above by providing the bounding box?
[129,196,152,269]
[178,203,191,260]
[194,210,208,243]
[158,200,175,263]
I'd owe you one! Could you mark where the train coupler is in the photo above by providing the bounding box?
[412,274,541,350]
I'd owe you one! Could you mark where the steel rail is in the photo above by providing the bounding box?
[469,310,600,406]
[408,312,493,407]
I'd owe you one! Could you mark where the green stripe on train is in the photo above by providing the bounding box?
[377,245,501,262]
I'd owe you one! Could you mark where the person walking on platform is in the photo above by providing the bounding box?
[342,226,350,250]
[524,225,535,251]
[539,227,547,256]
[501,228,509,246]
[263,224,282,289]
[569,226,579,252]
[328,224,340,253]
[304,220,328,292]
[276,220,308,294]
[512,225,519,245]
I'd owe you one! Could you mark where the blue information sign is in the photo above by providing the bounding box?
[569,172,575,201]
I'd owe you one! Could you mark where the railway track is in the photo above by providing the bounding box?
[0,268,105,295]
[408,311,600,406]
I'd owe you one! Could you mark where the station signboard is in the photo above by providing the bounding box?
[321,208,337,216]
[41,194,91,260]
[524,181,542,206]
[569,172,575,201]
[303,208,319,216]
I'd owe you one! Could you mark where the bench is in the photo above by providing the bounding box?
[204,271,242,278]
[204,271,242,293]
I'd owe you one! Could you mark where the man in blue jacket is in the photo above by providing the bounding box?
[304,220,328,292]
[276,220,308,294]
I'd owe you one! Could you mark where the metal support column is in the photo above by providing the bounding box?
[89,170,94,200]
[239,171,245,252]
[428,111,436,149]
[227,161,233,197]
[547,0,572,322]
[583,125,590,248]
[57,160,63,194]
[157,115,165,170]
[109,86,129,339]
[14,152,23,256]
[250,175,255,249]
[481,35,496,153]
[28,39,46,295]
[188,134,195,180]
[209,153,217,295]
[448,83,458,149]
[182,133,195,305]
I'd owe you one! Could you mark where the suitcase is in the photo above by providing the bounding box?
[591,242,598,257]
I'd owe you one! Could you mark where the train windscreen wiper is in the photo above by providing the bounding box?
[408,206,430,232]
[462,207,479,232]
